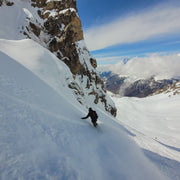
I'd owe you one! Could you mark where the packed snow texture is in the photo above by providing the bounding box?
[113,93,180,180]
[0,39,169,180]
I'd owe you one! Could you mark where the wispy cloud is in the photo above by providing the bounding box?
[84,2,180,51]
[96,55,126,64]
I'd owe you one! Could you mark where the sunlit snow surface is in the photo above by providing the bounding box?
[113,94,180,180]
[0,39,169,180]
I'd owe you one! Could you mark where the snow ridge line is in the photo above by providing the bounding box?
[0,90,84,126]
[119,120,180,158]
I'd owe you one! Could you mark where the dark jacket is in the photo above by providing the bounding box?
[82,108,98,126]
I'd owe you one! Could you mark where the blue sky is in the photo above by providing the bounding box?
[77,0,180,65]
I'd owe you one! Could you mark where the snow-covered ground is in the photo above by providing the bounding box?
[0,39,169,180]
[0,1,179,179]
[112,94,180,180]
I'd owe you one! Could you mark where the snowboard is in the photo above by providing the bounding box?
[93,122,98,127]
[82,118,99,128]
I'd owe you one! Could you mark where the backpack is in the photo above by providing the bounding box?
[92,110,98,119]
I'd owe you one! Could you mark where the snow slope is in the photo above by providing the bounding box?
[113,94,180,180]
[0,39,169,179]
[0,39,75,102]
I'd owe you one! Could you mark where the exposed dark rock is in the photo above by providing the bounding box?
[6,1,13,6]
[29,22,41,37]
[90,58,97,69]
[31,0,46,8]
[0,0,14,6]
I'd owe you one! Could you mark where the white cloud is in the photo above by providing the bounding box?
[84,3,180,51]
[98,54,180,79]
[99,53,180,80]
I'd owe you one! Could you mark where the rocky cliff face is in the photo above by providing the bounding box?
[30,0,84,75]
[0,0,116,116]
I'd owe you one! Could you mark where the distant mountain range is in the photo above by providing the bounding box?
[99,71,180,97]
[152,80,180,96]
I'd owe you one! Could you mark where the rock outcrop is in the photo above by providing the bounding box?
[0,0,116,116]
[0,0,14,6]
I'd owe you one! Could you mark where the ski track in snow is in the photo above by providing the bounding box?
[113,95,180,180]
[156,140,180,153]
[0,84,94,179]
